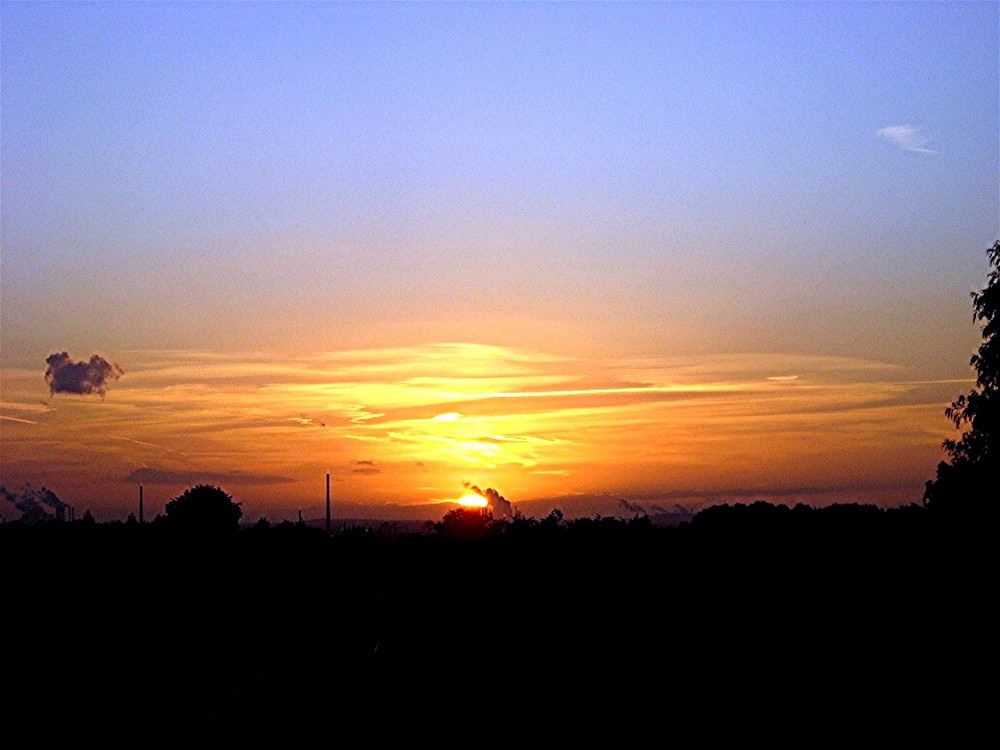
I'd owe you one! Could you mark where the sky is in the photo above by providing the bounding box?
[1,0,997,523]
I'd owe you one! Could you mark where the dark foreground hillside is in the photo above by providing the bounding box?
[1,502,992,741]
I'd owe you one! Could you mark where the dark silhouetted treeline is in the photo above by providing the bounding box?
[0,499,992,741]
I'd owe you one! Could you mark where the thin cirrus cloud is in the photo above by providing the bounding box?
[877,124,937,154]
[124,467,296,486]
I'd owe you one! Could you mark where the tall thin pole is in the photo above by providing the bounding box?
[325,472,331,534]
[139,484,144,524]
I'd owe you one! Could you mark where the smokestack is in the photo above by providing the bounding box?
[139,484,144,524]
[326,472,331,534]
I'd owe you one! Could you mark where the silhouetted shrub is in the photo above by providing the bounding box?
[161,483,242,535]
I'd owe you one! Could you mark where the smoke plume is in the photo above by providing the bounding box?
[652,504,693,517]
[619,499,648,516]
[45,352,124,396]
[0,483,69,523]
[465,483,514,520]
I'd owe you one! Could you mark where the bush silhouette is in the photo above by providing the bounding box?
[162,484,242,534]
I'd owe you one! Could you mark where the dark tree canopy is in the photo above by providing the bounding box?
[924,240,1000,514]
[162,484,242,534]
[434,507,499,541]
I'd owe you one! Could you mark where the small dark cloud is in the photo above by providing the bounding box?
[45,352,124,396]
[351,460,380,475]
[124,468,295,486]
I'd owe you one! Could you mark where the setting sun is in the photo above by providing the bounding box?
[458,493,488,508]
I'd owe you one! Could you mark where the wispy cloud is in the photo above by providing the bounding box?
[877,124,937,154]
[124,467,296,486]
[0,415,40,425]
[0,400,55,414]
[111,436,189,456]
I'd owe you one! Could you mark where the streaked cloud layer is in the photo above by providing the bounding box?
[0,344,965,521]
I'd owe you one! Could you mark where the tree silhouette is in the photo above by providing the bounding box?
[434,507,498,540]
[924,240,1000,515]
[162,484,243,534]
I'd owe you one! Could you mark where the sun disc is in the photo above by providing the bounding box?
[458,492,488,508]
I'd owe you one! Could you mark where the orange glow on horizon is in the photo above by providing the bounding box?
[0,343,962,521]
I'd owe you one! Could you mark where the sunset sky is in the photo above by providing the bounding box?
[2,1,997,523]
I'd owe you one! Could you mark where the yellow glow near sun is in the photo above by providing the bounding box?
[458,493,488,508]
